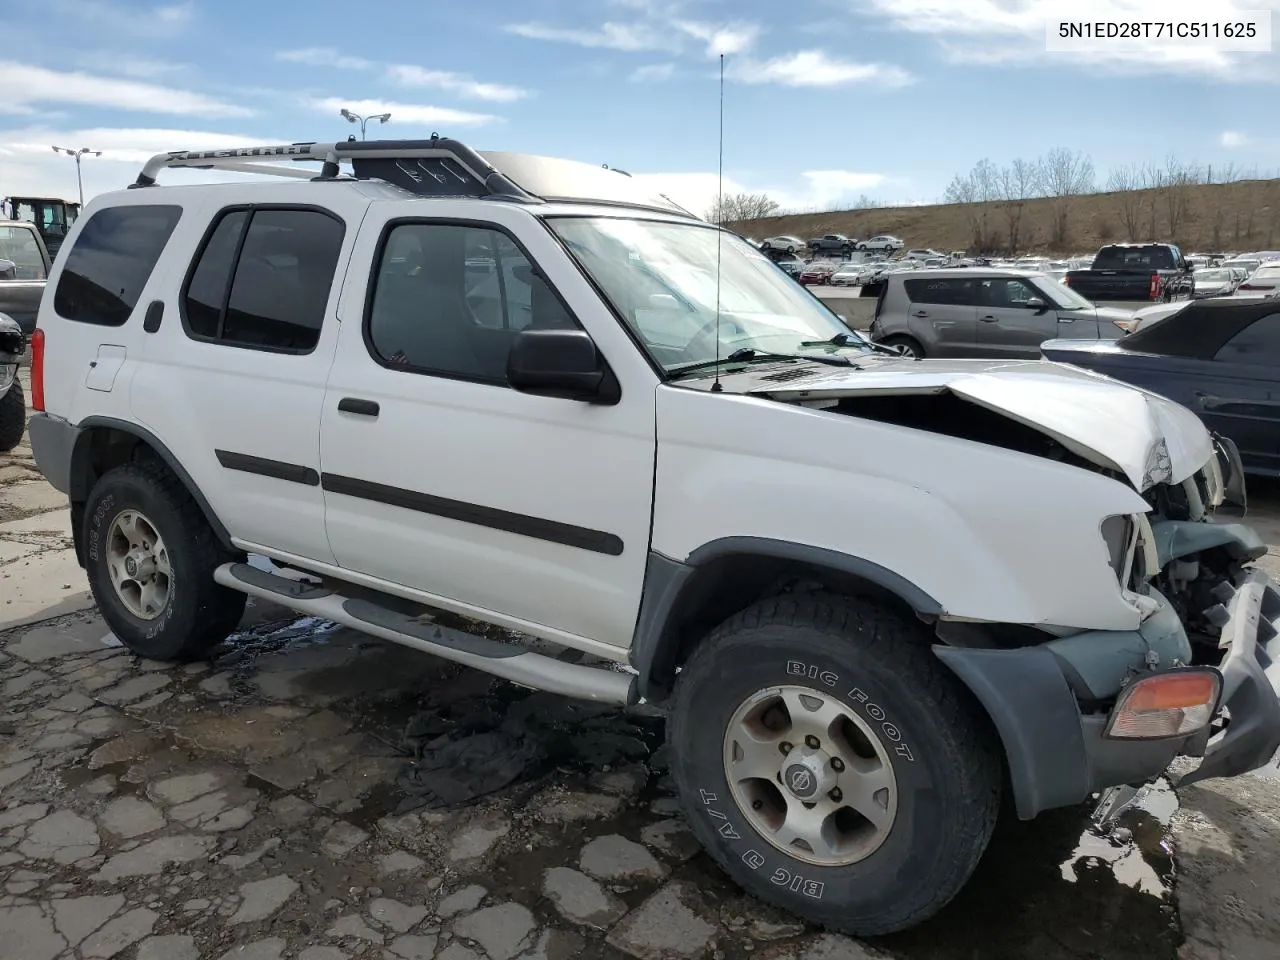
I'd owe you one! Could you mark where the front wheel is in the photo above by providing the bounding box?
[84,459,246,660]
[856,243,867,251]
[0,381,25,453]
[668,594,1001,936]
[881,335,925,359]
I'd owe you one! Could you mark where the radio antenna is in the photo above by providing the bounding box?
[711,52,726,393]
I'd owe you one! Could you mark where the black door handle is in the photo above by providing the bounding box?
[980,315,999,322]
[338,397,380,417]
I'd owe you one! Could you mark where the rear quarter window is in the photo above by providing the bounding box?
[53,205,183,327]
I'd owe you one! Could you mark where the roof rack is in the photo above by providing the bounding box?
[131,135,698,218]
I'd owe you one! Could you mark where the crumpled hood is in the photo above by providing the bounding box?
[749,356,1213,490]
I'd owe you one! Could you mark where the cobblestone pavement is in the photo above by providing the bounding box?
[1,382,1278,960]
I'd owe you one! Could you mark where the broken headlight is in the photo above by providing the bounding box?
[1102,513,1159,600]
[1100,515,1133,576]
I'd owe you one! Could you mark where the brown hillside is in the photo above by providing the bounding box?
[729,179,1280,256]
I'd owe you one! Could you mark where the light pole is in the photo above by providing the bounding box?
[339,108,391,140]
[52,146,102,205]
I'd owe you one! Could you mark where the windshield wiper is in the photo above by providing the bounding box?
[798,331,902,357]
[668,347,856,381]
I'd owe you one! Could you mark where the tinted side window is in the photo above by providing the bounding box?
[1213,313,1280,366]
[182,208,343,352]
[904,278,974,306]
[367,223,577,384]
[54,205,182,326]
[978,277,1038,307]
[184,210,248,339]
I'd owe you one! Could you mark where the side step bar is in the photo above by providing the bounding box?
[214,562,636,706]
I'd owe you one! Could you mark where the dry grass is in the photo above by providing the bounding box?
[729,179,1280,256]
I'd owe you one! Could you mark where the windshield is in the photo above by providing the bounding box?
[1195,269,1231,284]
[1032,274,1093,310]
[0,226,46,280]
[548,217,870,372]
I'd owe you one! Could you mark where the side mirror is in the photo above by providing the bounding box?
[1025,297,1047,311]
[507,328,620,404]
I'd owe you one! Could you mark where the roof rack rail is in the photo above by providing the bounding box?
[130,135,699,218]
[132,135,537,202]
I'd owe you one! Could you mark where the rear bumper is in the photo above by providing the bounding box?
[27,412,77,494]
[935,569,1280,818]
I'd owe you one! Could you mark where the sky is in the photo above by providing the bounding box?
[2,0,1278,217]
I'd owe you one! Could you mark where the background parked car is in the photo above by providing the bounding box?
[1192,267,1240,299]
[0,221,51,336]
[773,258,806,280]
[829,262,864,286]
[1042,298,1280,477]
[798,261,838,285]
[0,312,25,452]
[760,235,804,255]
[808,234,854,256]
[1063,243,1195,303]
[1236,262,1280,297]
[869,268,1131,359]
[856,235,904,252]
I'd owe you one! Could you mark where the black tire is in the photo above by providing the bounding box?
[84,459,245,660]
[881,335,925,359]
[0,381,25,453]
[669,594,1001,936]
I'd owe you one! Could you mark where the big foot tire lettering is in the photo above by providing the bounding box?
[669,593,1001,936]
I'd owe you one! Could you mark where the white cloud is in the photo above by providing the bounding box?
[1220,130,1251,148]
[857,0,1280,80]
[80,54,184,79]
[0,126,273,200]
[0,61,251,118]
[673,20,760,56]
[309,97,500,128]
[633,168,891,216]
[730,50,913,87]
[505,21,667,51]
[277,48,372,70]
[155,1,193,23]
[630,63,676,82]
[386,66,529,102]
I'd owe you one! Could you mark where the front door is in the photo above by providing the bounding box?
[975,276,1062,358]
[319,202,658,653]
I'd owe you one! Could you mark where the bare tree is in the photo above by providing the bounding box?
[1035,148,1095,249]
[706,191,780,224]
[1140,162,1163,240]
[945,158,1000,252]
[1106,164,1145,241]
[1158,155,1200,240]
[997,157,1037,253]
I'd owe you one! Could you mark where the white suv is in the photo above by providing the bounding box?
[26,137,1280,937]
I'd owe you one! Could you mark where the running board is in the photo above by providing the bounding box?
[214,562,636,705]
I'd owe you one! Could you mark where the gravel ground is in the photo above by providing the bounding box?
[1,375,1277,960]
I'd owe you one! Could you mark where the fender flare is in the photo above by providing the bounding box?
[71,416,234,550]
[629,536,942,701]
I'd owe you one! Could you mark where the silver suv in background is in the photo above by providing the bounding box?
[868,268,1132,359]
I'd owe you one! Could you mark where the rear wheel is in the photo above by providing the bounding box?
[881,335,925,359]
[0,381,25,453]
[669,594,1001,936]
[84,459,245,660]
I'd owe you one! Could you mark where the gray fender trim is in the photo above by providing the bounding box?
[72,415,234,550]
[1150,519,1266,567]
[27,412,76,495]
[630,537,942,701]
[933,644,1090,819]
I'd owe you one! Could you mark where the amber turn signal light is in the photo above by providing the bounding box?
[1105,668,1222,740]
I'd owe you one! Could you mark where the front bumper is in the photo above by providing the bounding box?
[935,568,1280,818]
[1176,569,1280,786]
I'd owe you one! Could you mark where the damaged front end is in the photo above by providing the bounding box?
[938,433,1280,818]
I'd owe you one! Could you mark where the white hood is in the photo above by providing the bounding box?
[752,356,1213,491]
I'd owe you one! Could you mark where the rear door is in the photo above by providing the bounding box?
[132,190,367,565]
[975,276,1061,357]
[902,277,977,356]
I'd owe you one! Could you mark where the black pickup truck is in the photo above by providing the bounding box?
[1063,243,1195,303]
[0,221,51,335]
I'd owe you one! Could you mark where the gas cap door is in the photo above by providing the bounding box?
[84,344,127,392]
